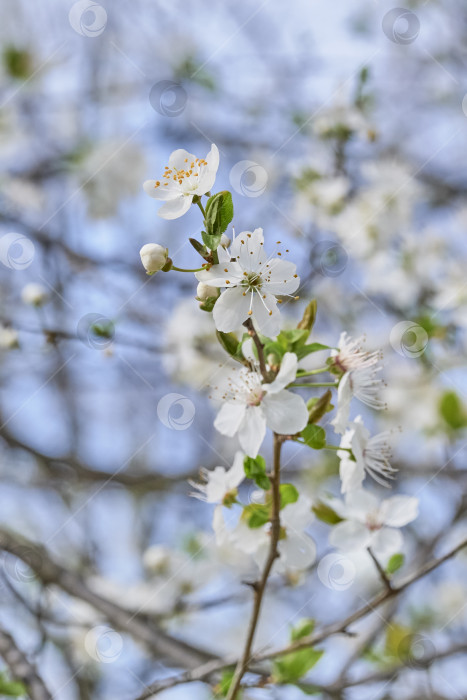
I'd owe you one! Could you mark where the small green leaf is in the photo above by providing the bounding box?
[312,501,343,525]
[216,669,241,697]
[295,343,332,361]
[279,483,299,509]
[272,649,324,684]
[242,503,270,528]
[243,455,271,490]
[199,295,218,312]
[204,191,234,250]
[439,391,467,431]
[189,237,208,258]
[0,673,26,697]
[385,623,413,660]
[386,553,405,575]
[301,425,326,449]
[297,300,317,336]
[291,618,315,642]
[306,390,333,424]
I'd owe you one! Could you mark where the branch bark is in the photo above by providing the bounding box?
[0,625,52,700]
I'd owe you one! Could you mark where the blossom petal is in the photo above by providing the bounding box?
[339,456,365,494]
[212,287,252,332]
[262,390,308,435]
[379,496,419,528]
[329,520,371,551]
[214,401,246,437]
[263,258,300,295]
[279,533,316,571]
[197,144,219,193]
[331,372,352,434]
[157,195,193,220]
[238,406,267,458]
[267,352,298,394]
[195,262,243,287]
[251,292,281,337]
[143,179,179,200]
[371,527,403,558]
[231,229,266,270]
[344,489,380,519]
[168,148,197,170]
[228,451,246,490]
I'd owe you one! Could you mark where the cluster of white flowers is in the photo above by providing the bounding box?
[140,143,418,575]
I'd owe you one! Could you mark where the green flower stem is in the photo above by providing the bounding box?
[196,200,207,218]
[296,367,330,377]
[291,382,338,388]
[171,265,206,273]
[324,445,351,452]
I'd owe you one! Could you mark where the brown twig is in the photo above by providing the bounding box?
[367,547,393,591]
[225,433,283,700]
[243,318,274,382]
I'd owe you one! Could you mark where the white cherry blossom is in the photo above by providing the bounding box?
[331,332,385,434]
[338,415,396,493]
[195,228,299,337]
[329,489,418,559]
[190,451,245,505]
[143,144,219,219]
[213,352,308,457]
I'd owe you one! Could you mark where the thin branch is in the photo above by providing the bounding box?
[130,537,467,697]
[367,547,393,591]
[225,433,283,700]
[0,625,52,700]
[243,318,274,382]
[0,529,215,670]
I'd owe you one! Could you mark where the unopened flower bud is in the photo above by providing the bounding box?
[197,282,219,301]
[140,243,169,274]
[0,327,19,350]
[220,234,231,248]
[21,283,48,307]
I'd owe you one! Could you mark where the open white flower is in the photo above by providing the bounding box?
[143,144,219,219]
[190,451,245,505]
[338,415,396,493]
[331,332,385,434]
[329,489,418,559]
[214,352,308,458]
[195,228,299,337]
[213,496,316,574]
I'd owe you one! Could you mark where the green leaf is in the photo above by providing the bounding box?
[385,622,413,660]
[295,343,332,361]
[216,669,242,697]
[0,673,26,697]
[301,425,326,449]
[243,455,271,490]
[291,618,315,642]
[216,331,247,365]
[272,649,324,684]
[279,483,299,509]
[297,300,317,336]
[189,237,208,258]
[241,503,270,528]
[199,295,218,312]
[386,553,405,575]
[312,501,343,525]
[439,391,467,431]
[204,191,234,250]
[306,390,333,424]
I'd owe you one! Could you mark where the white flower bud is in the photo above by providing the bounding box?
[197,282,219,301]
[220,234,231,248]
[140,243,169,274]
[143,545,171,574]
[0,327,19,350]
[21,283,48,307]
